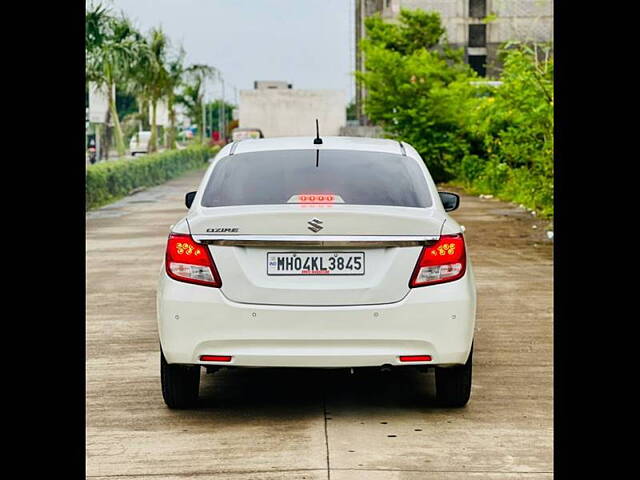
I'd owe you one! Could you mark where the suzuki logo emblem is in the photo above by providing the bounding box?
[307,218,324,233]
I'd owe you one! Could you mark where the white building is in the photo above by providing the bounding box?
[239,87,346,138]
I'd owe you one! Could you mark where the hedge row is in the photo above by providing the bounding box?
[86,145,218,210]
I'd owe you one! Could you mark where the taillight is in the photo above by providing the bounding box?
[409,234,466,287]
[165,233,221,287]
[200,355,232,362]
[399,355,432,362]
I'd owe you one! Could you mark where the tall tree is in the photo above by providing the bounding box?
[122,28,152,134]
[86,3,145,156]
[145,28,170,153]
[356,9,472,180]
[164,48,187,149]
[176,64,217,142]
[204,100,235,136]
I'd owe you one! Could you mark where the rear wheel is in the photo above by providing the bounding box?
[160,350,200,409]
[435,345,473,407]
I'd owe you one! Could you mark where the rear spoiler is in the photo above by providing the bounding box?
[191,234,439,248]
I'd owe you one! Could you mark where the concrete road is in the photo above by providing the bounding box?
[86,169,553,479]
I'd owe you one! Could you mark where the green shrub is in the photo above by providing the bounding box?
[86,145,218,209]
[475,158,510,194]
[460,44,553,216]
[458,154,485,187]
[500,166,554,217]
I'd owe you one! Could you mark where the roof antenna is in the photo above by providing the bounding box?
[313,118,323,145]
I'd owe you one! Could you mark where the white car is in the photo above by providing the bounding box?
[157,136,476,408]
[129,131,151,155]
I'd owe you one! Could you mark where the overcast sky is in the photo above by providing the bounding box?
[104,0,355,106]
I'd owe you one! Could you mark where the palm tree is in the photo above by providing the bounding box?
[86,3,145,156]
[177,64,218,142]
[121,29,152,137]
[164,48,187,149]
[85,3,109,54]
[145,28,170,153]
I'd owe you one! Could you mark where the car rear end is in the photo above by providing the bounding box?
[157,138,476,408]
[130,131,151,154]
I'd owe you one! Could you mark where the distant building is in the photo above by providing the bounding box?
[355,0,553,124]
[239,82,345,137]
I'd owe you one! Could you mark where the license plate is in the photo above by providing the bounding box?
[267,252,365,276]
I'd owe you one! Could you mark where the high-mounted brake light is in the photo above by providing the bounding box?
[409,234,466,287]
[302,194,333,203]
[287,194,345,204]
[165,233,221,287]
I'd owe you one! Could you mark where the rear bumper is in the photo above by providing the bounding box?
[157,265,476,368]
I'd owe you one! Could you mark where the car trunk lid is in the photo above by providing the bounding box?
[188,205,445,306]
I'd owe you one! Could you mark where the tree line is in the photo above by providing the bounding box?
[357,9,553,217]
[85,2,219,156]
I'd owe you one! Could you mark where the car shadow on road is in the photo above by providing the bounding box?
[193,367,440,417]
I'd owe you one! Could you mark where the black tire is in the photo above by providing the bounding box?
[435,345,473,407]
[160,350,200,409]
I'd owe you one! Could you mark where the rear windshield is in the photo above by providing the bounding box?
[201,149,432,208]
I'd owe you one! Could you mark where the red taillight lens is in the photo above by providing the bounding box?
[399,355,432,362]
[200,355,232,362]
[165,233,221,287]
[409,234,466,287]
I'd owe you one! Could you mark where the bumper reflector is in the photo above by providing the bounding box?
[200,355,232,362]
[399,355,432,362]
